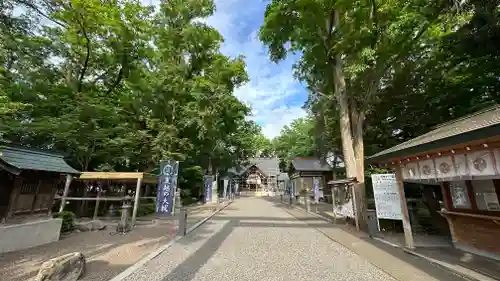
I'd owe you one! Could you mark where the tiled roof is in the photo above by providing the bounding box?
[291,157,331,171]
[228,158,280,177]
[368,105,500,162]
[0,143,80,175]
[277,172,289,181]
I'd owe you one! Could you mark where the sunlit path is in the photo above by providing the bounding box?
[122,197,396,281]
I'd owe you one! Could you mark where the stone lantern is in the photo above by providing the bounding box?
[116,195,133,234]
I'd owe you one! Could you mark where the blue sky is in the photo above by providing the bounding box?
[143,0,308,139]
[204,0,308,139]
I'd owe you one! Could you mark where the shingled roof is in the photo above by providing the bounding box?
[368,105,500,162]
[228,158,280,177]
[0,143,80,175]
[291,157,331,172]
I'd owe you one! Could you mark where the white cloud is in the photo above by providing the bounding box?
[256,106,307,139]
[142,0,307,139]
[206,0,307,139]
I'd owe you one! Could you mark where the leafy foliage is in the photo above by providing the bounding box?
[0,0,265,200]
[261,0,498,227]
[272,117,316,170]
[53,211,76,233]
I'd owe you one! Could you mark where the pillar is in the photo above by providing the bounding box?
[59,174,73,213]
[131,177,142,226]
[93,185,102,220]
[395,165,415,249]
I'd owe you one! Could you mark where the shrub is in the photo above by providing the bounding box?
[53,211,76,233]
[136,203,156,217]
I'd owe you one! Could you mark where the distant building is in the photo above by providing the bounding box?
[228,158,280,195]
[288,157,333,202]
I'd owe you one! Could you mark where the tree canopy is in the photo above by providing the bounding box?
[261,0,499,227]
[0,0,268,200]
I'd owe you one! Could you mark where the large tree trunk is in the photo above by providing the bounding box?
[332,15,356,179]
[352,110,367,229]
[332,9,366,230]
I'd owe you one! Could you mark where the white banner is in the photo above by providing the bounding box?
[335,199,354,218]
[371,174,403,220]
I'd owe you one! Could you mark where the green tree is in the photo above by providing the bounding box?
[272,117,316,170]
[0,0,260,189]
[260,0,466,228]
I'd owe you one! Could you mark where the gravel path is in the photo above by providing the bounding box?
[123,197,397,281]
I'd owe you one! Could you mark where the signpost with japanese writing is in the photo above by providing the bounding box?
[156,160,179,215]
[204,175,213,203]
[313,177,320,203]
[371,174,403,221]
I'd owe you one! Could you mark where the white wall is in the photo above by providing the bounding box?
[0,218,62,253]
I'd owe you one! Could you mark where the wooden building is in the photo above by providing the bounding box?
[0,143,79,221]
[229,158,280,196]
[288,157,332,200]
[368,106,500,259]
[57,172,158,226]
[0,143,79,253]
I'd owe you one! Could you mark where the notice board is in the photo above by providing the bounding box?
[371,174,403,220]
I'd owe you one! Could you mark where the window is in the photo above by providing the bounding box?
[449,181,471,209]
[471,180,500,211]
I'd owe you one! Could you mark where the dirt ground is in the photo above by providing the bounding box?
[0,205,218,281]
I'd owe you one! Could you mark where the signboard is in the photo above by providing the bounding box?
[371,174,403,220]
[335,199,354,218]
[156,160,179,215]
[223,179,229,199]
[204,175,213,203]
[313,177,320,202]
[449,181,471,209]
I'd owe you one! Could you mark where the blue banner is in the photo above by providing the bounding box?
[204,175,213,203]
[156,160,179,215]
[313,177,320,202]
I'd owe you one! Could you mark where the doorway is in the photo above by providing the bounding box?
[0,171,15,218]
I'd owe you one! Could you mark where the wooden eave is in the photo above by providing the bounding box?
[368,105,500,165]
[77,172,158,184]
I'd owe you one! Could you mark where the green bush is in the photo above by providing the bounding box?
[136,203,156,217]
[53,211,76,233]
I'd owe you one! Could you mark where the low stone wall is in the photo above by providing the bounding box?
[0,218,62,253]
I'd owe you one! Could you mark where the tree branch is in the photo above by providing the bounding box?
[75,15,90,93]
[14,0,66,27]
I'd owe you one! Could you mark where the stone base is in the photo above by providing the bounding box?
[210,195,219,204]
[0,218,62,254]
[35,252,85,281]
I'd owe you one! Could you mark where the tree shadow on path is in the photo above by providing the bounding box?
[161,220,238,281]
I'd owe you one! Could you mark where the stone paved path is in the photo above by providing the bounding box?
[123,197,399,281]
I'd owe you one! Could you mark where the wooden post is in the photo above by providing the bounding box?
[59,174,73,213]
[6,177,23,220]
[440,182,452,210]
[131,177,142,226]
[31,179,42,214]
[351,183,360,231]
[395,166,415,249]
[93,185,102,220]
[331,186,337,223]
